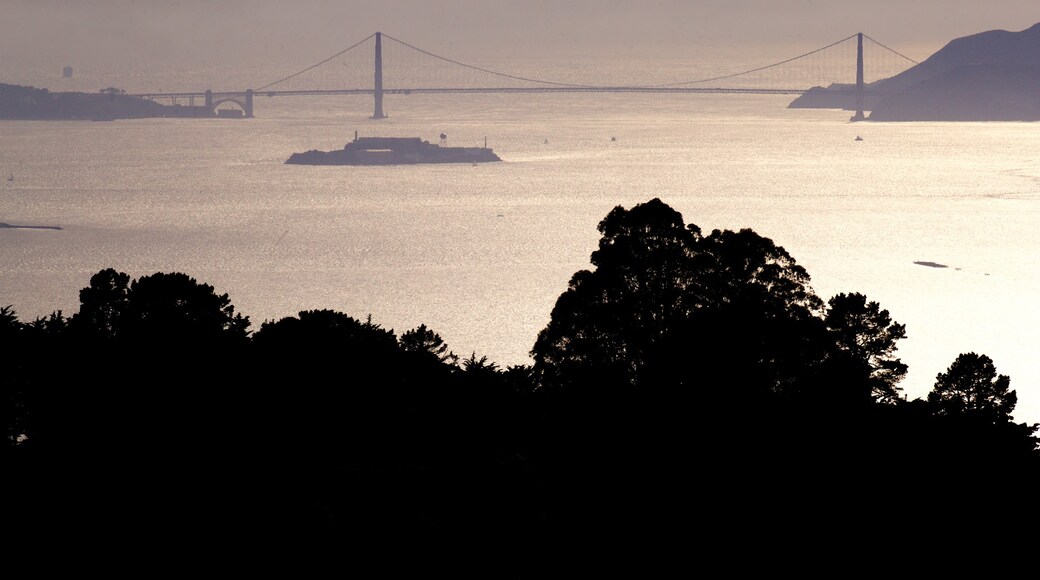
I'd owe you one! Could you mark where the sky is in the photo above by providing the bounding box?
[1,1,1037,71]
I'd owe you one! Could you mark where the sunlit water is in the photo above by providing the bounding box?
[2,87,1039,424]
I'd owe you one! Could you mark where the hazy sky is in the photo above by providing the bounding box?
[2,1,1037,70]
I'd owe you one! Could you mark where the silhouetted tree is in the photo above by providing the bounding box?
[461,351,499,375]
[906,353,1040,532]
[0,308,71,450]
[9,263,1040,570]
[531,198,837,401]
[253,309,395,351]
[825,292,908,404]
[928,352,1017,422]
[0,305,19,330]
[122,271,249,345]
[700,227,823,318]
[70,268,130,340]
[527,199,875,570]
[22,270,254,544]
[60,271,249,464]
[532,198,704,389]
[248,310,536,561]
[70,269,249,346]
[0,306,23,447]
[250,308,401,420]
[400,323,458,365]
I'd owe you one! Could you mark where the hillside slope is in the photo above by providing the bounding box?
[790,23,1040,121]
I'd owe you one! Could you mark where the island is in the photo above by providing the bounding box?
[285,135,502,165]
[789,22,1040,121]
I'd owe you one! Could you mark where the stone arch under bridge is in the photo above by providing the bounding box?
[205,90,253,118]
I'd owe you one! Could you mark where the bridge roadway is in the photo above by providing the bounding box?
[129,86,811,100]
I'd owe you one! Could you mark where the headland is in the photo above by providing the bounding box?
[789,22,1040,121]
[0,82,214,120]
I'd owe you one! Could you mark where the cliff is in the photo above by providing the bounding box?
[0,82,213,120]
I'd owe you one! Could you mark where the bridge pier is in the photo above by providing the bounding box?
[245,89,254,118]
[205,90,213,109]
[851,32,866,122]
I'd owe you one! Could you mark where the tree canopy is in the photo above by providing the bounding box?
[530,198,903,409]
[929,352,1017,422]
[70,268,249,346]
[825,292,908,404]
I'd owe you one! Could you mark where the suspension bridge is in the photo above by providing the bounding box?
[129,31,919,120]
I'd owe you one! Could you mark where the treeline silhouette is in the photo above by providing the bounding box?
[3,198,1038,573]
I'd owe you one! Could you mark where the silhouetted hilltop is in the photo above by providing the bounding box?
[879,22,1040,93]
[0,82,213,120]
[789,22,1040,121]
[869,23,1040,120]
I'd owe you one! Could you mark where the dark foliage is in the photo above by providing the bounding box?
[825,292,908,403]
[532,198,866,407]
[929,351,1018,422]
[3,202,1040,571]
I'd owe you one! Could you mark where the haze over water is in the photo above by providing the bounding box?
[2,47,1040,424]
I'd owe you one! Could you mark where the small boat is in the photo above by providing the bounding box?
[6,173,12,182]
[854,136,863,141]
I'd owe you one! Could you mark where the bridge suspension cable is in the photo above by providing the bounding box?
[648,34,859,87]
[249,30,920,96]
[380,33,599,88]
[863,34,920,65]
[643,32,919,89]
[255,33,376,91]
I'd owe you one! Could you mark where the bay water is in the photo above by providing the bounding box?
[2,86,1038,424]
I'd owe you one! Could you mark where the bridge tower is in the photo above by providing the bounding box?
[245,89,254,118]
[851,32,866,122]
[372,31,386,119]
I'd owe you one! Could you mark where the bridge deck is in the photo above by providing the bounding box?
[129,86,813,99]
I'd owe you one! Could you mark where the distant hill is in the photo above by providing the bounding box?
[869,23,1040,121]
[789,23,1040,121]
[0,82,214,120]
[868,63,1040,121]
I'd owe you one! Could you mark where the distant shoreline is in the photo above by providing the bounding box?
[0,81,213,120]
